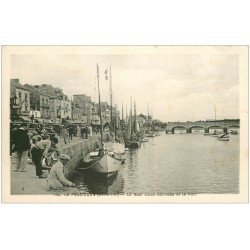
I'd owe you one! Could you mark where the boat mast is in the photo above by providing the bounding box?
[130,97,133,140]
[121,101,124,134]
[97,64,103,142]
[114,106,117,140]
[126,105,128,125]
[134,101,137,133]
[214,105,216,123]
[147,102,150,131]
[109,65,113,135]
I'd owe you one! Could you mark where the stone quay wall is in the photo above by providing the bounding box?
[59,137,99,178]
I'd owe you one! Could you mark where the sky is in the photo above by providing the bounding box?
[10,52,239,122]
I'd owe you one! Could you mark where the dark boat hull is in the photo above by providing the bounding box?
[125,140,141,149]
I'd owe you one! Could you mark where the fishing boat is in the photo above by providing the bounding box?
[124,98,141,149]
[126,140,141,149]
[77,170,124,195]
[83,64,122,178]
[90,151,121,178]
[107,65,126,161]
[104,141,126,162]
[141,137,149,142]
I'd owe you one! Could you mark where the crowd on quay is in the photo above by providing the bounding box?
[10,122,98,191]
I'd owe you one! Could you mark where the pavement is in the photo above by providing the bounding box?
[10,136,85,195]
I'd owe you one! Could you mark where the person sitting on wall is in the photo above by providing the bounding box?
[46,154,76,191]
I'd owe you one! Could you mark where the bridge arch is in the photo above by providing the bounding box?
[172,126,187,134]
[207,125,224,133]
[189,125,205,133]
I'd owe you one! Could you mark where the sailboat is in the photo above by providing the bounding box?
[124,98,141,148]
[83,64,122,178]
[204,105,221,137]
[106,66,125,161]
[146,103,155,137]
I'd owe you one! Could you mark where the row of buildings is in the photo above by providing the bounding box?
[10,79,120,126]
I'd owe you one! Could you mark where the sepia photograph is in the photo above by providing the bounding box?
[1,45,248,203]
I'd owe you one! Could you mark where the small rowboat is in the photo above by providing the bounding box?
[217,133,230,141]
[217,137,229,141]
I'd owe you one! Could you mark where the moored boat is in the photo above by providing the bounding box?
[91,152,121,178]
[217,133,230,141]
[217,137,229,141]
[83,64,122,178]
[230,130,238,135]
[125,139,141,149]
[124,98,141,149]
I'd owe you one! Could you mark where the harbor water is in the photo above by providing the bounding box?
[73,133,239,195]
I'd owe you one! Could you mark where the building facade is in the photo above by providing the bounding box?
[24,84,51,121]
[10,79,30,121]
[32,84,72,123]
[60,95,72,120]
[72,94,92,123]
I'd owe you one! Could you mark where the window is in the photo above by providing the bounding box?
[42,98,44,104]
[19,92,22,99]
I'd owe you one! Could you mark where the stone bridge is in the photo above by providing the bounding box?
[166,120,240,134]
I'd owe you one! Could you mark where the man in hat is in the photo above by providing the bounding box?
[12,123,30,172]
[47,154,75,190]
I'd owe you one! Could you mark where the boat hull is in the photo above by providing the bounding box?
[217,137,229,141]
[91,153,121,177]
[125,140,141,148]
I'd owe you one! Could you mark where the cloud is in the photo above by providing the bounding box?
[10,52,239,121]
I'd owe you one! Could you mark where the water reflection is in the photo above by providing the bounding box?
[73,170,124,195]
[72,133,239,195]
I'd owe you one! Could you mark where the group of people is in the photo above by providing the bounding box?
[60,125,92,145]
[11,123,75,190]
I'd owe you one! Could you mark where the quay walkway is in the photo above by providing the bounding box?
[10,136,98,195]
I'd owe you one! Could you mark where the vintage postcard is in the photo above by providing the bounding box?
[1,46,248,203]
